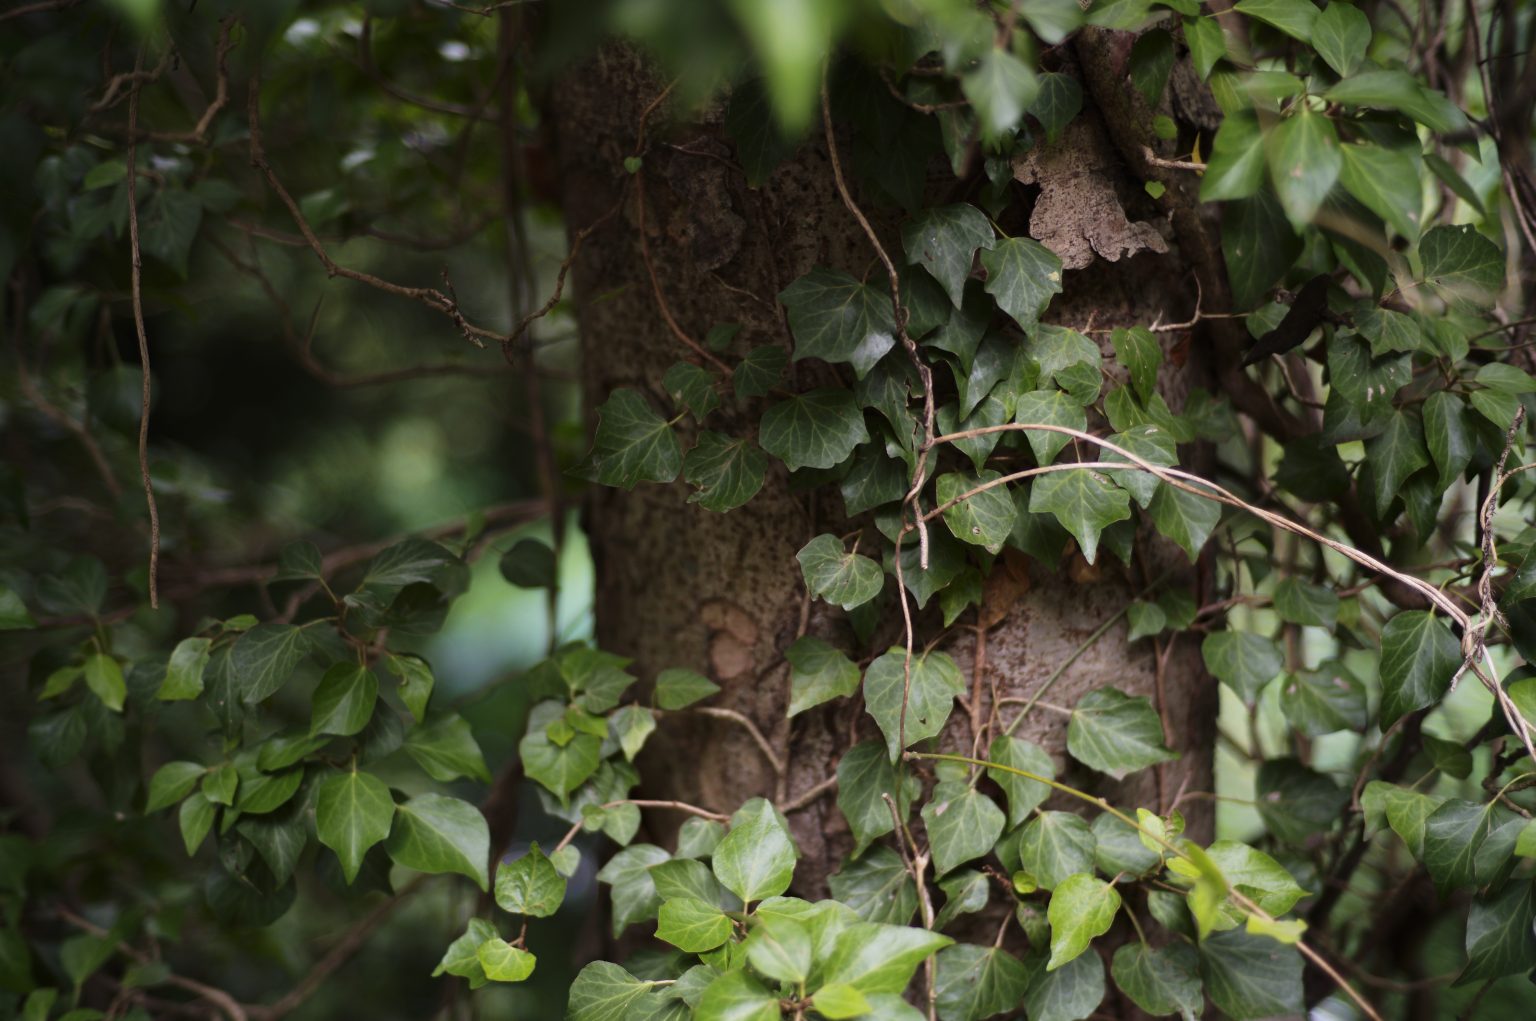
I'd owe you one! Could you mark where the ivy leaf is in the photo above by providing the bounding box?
[1327,333,1409,423]
[1356,305,1426,358]
[1110,326,1161,403]
[961,48,1038,138]
[520,717,601,799]
[1015,390,1086,466]
[476,939,535,983]
[1016,811,1095,891]
[682,432,767,513]
[498,537,557,591]
[82,653,125,713]
[713,798,796,904]
[981,237,1063,334]
[1255,759,1347,845]
[921,781,1005,877]
[434,918,495,986]
[145,761,205,813]
[1267,109,1341,229]
[587,389,681,489]
[384,793,490,891]
[1200,111,1265,202]
[1197,929,1302,1020]
[1222,190,1300,309]
[655,668,720,710]
[780,268,896,375]
[935,869,991,929]
[1459,880,1536,984]
[987,734,1056,828]
[404,713,491,783]
[1184,13,1226,78]
[310,664,379,738]
[595,844,669,935]
[230,623,309,703]
[1022,949,1106,1021]
[609,705,656,763]
[901,205,994,308]
[1201,631,1284,702]
[822,921,952,995]
[1234,0,1317,39]
[1422,799,1524,889]
[937,471,1016,555]
[656,897,733,953]
[759,389,870,471]
[1068,687,1176,779]
[1420,224,1504,309]
[1028,468,1131,564]
[840,444,908,515]
[385,654,434,723]
[178,791,215,856]
[1148,484,1220,561]
[1338,142,1422,240]
[1028,72,1083,143]
[1273,578,1339,628]
[663,361,720,419]
[236,767,302,815]
[1379,610,1459,725]
[734,346,787,398]
[1313,1,1371,76]
[495,842,566,918]
[697,970,779,1021]
[932,944,1031,1021]
[157,637,211,701]
[786,638,860,718]
[797,534,885,611]
[863,647,966,761]
[1092,813,1161,877]
[315,769,395,885]
[1105,423,1177,509]
[1325,69,1471,134]
[837,740,919,856]
[829,847,918,925]
[567,961,658,1021]
[1365,411,1429,517]
[1047,873,1120,970]
[0,587,35,631]
[745,914,812,985]
[1280,665,1368,737]
[1110,942,1203,1019]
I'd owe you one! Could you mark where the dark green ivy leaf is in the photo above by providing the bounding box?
[936,470,1016,554]
[1378,610,1459,725]
[1028,468,1131,565]
[588,389,682,489]
[759,389,870,471]
[1197,928,1303,1021]
[1027,72,1083,144]
[797,533,884,611]
[1067,687,1177,779]
[981,237,1063,334]
[734,346,788,398]
[683,432,768,512]
[901,204,994,308]
[863,647,965,761]
[780,268,897,376]
[1110,942,1203,1019]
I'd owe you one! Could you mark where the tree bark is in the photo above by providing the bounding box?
[551,47,1218,903]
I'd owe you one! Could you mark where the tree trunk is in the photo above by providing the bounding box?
[551,47,1218,903]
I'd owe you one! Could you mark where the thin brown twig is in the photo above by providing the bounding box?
[683,706,786,775]
[126,51,161,609]
[57,908,247,1021]
[779,775,837,813]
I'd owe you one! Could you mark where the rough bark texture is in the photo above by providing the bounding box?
[551,48,1218,908]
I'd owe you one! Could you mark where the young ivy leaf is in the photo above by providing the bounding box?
[796,534,884,611]
[654,667,720,710]
[655,897,733,954]
[744,914,813,985]
[820,921,953,995]
[477,939,536,983]
[1047,873,1121,970]
[158,637,211,701]
[1067,687,1177,779]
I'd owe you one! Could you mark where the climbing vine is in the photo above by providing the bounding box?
[4,1,1536,1020]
